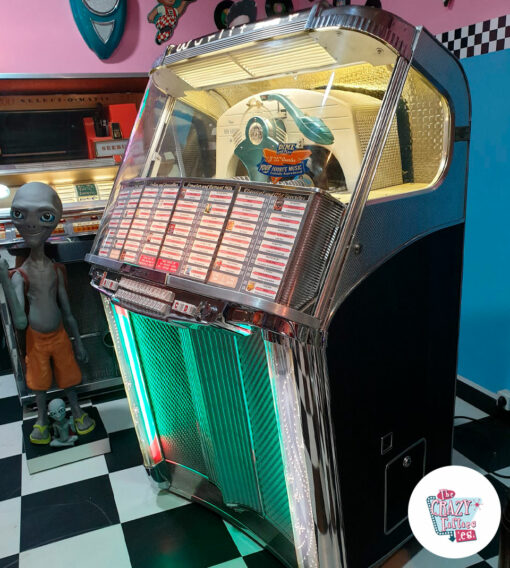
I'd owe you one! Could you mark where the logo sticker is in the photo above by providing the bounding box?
[257,143,311,183]
[408,466,501,558]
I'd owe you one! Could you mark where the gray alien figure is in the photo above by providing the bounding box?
[0,182,95,444]
[48,398,78,447]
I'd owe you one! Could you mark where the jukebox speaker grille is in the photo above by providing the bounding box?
[236,331,293,539]
[130,314,209,477]
[188,327,262,511]
[129,314,293,538]
[278,194,344,311]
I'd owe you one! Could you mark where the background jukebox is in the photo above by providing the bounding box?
[87,5,470,568]
[0,76,146,402]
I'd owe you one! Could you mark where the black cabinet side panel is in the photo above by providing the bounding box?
[327,224,464,568]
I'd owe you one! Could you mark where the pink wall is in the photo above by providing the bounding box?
[1,0,509,75]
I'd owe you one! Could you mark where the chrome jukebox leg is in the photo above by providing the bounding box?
[263,331,346,568]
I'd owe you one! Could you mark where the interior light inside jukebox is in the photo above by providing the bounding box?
[171,36,336,89]
[112,305,162,463]
[0,185,10,199]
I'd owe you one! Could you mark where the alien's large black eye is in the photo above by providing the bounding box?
[11,209,24,220]
[40,212,56,223]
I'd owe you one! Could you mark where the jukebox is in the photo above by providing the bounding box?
[87,5,470,568]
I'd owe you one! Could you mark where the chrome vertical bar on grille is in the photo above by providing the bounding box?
[314,55,414,327]
[263,331,347,568]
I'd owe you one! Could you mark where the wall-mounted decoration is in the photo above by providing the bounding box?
[437,14,510,60]
[69,0,127,60]
[214,0,234,30]
[330,0,382,6]
[148,0,196,45]
[225,0,257,27]
[265,0,293,18]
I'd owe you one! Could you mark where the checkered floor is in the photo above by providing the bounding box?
[0,373,506,568]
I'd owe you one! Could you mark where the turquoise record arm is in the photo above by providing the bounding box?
[261,93,335,145]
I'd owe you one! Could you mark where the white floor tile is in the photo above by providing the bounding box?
[19,524,131,568]
[405,548,483,567]
[0,421,22,459]
[454,398,488,426]
[21,453,108,496]
[452,449,488,475]
[0,373,18,399]
[487,556,499,568]
[0,497,21,559]
[224,521,263,556]
[208,559,248,568]
[109,464,188,523]
[95,397,133,434]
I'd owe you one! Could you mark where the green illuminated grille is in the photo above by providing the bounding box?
[236,331,293,538]
[127,313,291,542]
[130,313,208,477]
[178,328,218,481]
[188,327,261,511]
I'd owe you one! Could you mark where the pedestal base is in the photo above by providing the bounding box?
[23,406,110,474]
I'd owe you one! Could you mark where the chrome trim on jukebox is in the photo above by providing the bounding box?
[412,29,471,128]
[314,56,412,326]
[88,254,322,329]
[263,332,346,568]
[332,141,469,312]
[156,5,416,71]
[0,158,117,177]
[159,14,309,67]
[153,461,297,567]
[306,4,416,60]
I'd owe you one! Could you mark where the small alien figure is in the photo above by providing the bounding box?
[0,182,95,445]
[48,398,78,447]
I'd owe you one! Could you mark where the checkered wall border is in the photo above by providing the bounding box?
[437,15,510,60]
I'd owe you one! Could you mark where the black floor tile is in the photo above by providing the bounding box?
[20,474,119,552]
[487,473,510,505]
[454,416,510,472]
[104,427,143,473]
[466,562,492,567]
[122,503,239,568]
[0,555,18,568]
[479,530,499,560]
[244,550,285,567]
[0,455,21,502]
[0,396,22,426]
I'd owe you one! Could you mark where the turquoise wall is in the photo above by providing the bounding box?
[457,49,510,393]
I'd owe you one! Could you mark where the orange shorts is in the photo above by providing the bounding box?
[25,325,82,391]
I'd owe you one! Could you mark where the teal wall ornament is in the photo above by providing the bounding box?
[70,0,127,60]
